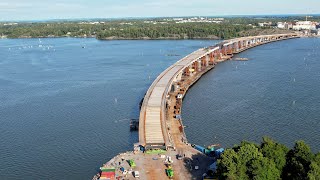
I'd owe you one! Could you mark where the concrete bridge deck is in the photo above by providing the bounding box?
[139,33,299,150]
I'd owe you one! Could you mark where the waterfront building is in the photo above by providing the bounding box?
[293,21,317,30]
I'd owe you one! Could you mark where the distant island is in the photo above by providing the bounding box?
[1,15,319,40]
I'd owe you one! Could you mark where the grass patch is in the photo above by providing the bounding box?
[145,149,166,154]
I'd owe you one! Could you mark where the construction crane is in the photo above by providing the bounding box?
[306,16,313,21]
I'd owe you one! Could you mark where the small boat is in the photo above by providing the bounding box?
[233,57,249,61]
[130,119,139,131]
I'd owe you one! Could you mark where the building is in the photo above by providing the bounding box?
[277,22,286,29]
[277,22,293,29]
[258,22,272,27]
[293,21,317,30]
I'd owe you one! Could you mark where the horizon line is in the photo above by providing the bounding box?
[1,13,320,22]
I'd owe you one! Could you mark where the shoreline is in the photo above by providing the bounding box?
[0,35,222,40]
[2,35,316,41]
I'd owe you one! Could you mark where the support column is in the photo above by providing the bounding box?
[201,56,207,68]
[234,42,238,53]
[189,64,195,77]
[227,45,232,54]
[184,67,190,77]
[197,60,202,72]
[218,49,222,59]
[205,55,209,67]
[209,52,214,65]
[192,61,197,75]
[223,46,227,56]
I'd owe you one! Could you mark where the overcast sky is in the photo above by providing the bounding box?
[1,0,320,21]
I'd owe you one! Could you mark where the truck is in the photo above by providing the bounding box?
[134,171,140,178]
[166,168,174,179]
[128,159,136,168]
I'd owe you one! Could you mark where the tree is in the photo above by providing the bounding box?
[248,157,281,180]
[218,142,264,180]
[283,140,314,179]
[218,149,239,180]
[218,138,319,180]
[308,153,320,180]
[260,136,289,171]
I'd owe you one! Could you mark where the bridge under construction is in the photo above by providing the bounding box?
[138,33,300,150]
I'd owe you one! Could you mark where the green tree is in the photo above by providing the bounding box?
[283,140,314,179]
[260,136,289,171]
[218,149,239,180]
[308,153,320,180]
[218,142,264,180]
[248,157,281,180]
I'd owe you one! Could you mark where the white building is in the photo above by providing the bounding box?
[258,22,272,27]
[277,22,293,29]
[277,22,286,29]
[293,21,317,30]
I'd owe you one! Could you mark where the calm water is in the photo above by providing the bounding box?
[182,38,320,151]
[0,38,217,179]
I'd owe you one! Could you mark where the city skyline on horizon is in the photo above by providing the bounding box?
[1,0,320,21]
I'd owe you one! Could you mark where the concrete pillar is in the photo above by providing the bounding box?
[205,55,209,66]
[191,61,197,75]
[200,56,207,67]
[189,65,194,77]
[219,49,223,59]
[197,60,202,72]
[234,42,239,52]
[224,46,228,56]
[184,67,190,77]
[209,52,214,64]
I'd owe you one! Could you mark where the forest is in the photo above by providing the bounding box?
[0,21,252,39]
[217,137,320,180]
[1,15,315,40]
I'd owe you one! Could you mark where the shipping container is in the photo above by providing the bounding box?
[100,167,115,172]
[101,172,115,177]
[194,145,206,154]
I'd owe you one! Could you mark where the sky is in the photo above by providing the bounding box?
[0,0,320,21]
